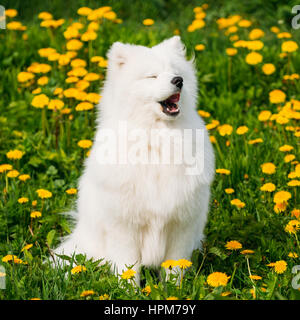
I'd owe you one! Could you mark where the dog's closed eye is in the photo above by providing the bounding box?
[145,75,157,79]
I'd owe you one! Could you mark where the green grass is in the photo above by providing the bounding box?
[0,0,299,300]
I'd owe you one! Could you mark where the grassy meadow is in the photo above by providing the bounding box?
[0,0,299,300]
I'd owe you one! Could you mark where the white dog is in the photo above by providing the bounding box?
[54,36,215,281]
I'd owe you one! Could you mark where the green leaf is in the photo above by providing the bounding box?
[208,247,228,260]
[46,230,56,248]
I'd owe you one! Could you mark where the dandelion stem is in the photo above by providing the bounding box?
[229,262,237,288]
[227,57,232,92]
[246,256,256,299]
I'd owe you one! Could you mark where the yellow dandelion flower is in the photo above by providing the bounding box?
[291,209,300,219]
[36,189,52,199]
[284,154,295,163]
[48,99,64,111]
[216,169,231,175]
[161,259,178,269]
[66,39,83,51]
[277,32,292,39]
[80,290,95,297]
[77,7,93,16]
[78,140,93,149]
[270,26,280,33]
[225,188,234,194]
[250,275,262,280]
[261,162,276,175]
[66,76,79,84]
[285,220,300,234]
[31,94,49,109]
[236,126,249,135]
[18,197,29,204]
[71,265,87,274]
[121,269,136,279]
[274,260,287,274]
[262,63,276,75]
[269,89,286,104]
[218,124,233,136]
[7,170,19,178]
[209,136,216,144]
[98,59,108,68]
[58,54,70,66]
[273,191,291,204]
[143,19,154,26]
[99,293,110,300]
[206,120,220,130]
[103,11,117,20]
[38,12,52,20]
[17,71,35,83]
[75,102,94,112]
[226,48,238,56]
[6,149,23,160]
[37,76,48,86]
[86,93,101,104]
[225,240,242,250]
[279,145,293,152]
[81,30,97,42]
[32,88,41,95]
[177,259,192,269]
[166,296,179,300]
[21,244,33,252]
[30,211,42,219]
[207,272,230,287]
[281,41,298,53]
[198,110,210,118]
[247,40,264,51]
[238,19,252,27]
[245,52,263,65]
[230,199,245,208]
[288,180,300,187]
[258,110,272,122]
[142,285,151,296]
[248,28,264,40]
[2,255,23,264]
[248,138,264,145]
[274,202,287,214]
[84,73,100,82]
[76,80,90,91]
[241,249,255,255]
[260,183,276,192]
[288,252,298,258]
[5,9,18,18]
[0,164,13,173]
[195,44,205,51]
[66,188,77,195]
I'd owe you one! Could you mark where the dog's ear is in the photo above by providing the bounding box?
[107,42,129,67]
[165,36,186,56]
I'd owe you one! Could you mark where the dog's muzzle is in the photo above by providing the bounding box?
[159,93,181,117]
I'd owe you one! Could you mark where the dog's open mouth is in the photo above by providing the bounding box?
[159,93,180,116]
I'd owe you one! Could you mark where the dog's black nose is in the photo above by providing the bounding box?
[171,76,183,89]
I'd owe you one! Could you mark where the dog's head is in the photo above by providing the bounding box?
[105,36,197,121]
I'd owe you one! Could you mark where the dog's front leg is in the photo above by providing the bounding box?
[104,221,141,284]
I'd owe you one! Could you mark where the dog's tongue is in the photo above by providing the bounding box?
[167,93,180,103]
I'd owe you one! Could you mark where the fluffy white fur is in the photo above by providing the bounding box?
[54,36,215,281]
